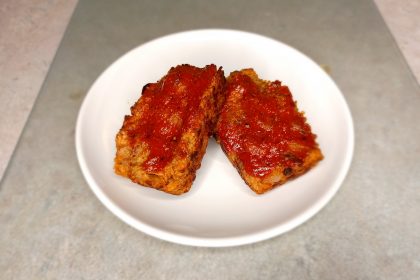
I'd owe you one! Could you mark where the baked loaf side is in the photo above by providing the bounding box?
[216,69,323,194]
[115,64,225,195]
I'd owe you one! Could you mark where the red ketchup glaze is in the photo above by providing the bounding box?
[218,73,317,177]
[128,65,217,172]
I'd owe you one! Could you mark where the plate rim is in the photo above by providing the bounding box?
[75,28,354,247]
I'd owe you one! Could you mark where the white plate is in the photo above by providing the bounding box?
[76,29,354,247]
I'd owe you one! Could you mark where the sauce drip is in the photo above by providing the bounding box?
[128,65,216,172]
[218,72,317,177]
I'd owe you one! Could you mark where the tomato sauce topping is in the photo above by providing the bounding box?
[128,65,217,172]
[218,72,317,177]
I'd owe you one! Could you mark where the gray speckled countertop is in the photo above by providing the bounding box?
[1,0,419,279]
[0,0,77,181]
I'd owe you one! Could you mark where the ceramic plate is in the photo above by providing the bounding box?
[76,29,354,247]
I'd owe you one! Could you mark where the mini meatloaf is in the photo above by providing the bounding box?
[215,69,323,194]
[114,64,225,195]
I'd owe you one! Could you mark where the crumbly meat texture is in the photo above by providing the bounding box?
[215,69,323,194]
[114,64,225,195]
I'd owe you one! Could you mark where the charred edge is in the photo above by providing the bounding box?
[142,83,151,93]
[283,167,293,176]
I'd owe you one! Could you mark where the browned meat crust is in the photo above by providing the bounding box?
[114,64,225,195]
[215,69,323,194]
